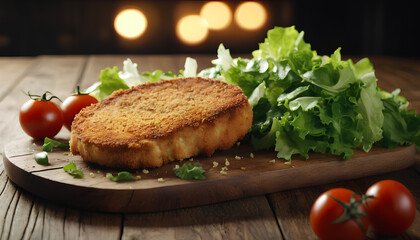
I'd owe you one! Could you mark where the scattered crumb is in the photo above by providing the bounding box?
[236,142,241,147]
[89,172,95,177]
[135,176,142,180]
[225,158,230,166]
[157,178,164,183]
[220,170,228,175]
[234,155,242,160]
[241,167,246,171]
[269,159,276,163]
[174,164,180,169]
[213,161,219,168]
[221,166,228,171]
[142,169,149,174]
[250,153,254,158]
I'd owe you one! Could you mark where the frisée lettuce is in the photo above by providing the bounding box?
[200,26,418,160]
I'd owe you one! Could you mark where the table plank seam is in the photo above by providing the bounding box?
[265,194,286,240]
[119,213,125,240]
[30,167,63,174]
[8,153,34,159]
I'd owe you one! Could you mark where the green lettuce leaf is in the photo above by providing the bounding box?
[63,163,84,178]
[106,171,134,182]
[198,25,420,160]
[88,66,129,100]
[42,137,70,152]
[376,89,420,148]
[173,162,206,180]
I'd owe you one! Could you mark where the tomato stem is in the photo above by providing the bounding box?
[74,85,89,95]
[329,193,372,234]
[26,91,62,102]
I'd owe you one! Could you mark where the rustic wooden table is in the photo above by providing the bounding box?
[0,55,419,240]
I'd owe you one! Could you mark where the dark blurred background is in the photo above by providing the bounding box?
[0,0,418,57]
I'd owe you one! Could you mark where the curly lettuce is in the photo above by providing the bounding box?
[200,26,419,160]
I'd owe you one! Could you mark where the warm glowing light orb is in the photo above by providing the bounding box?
[235,2,267,30]
[114,9,147,39]
[176,15,208,45]
[200,1,232,30]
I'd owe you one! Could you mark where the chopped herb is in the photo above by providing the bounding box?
[225,158,230,166]
[34,151,48,165]
[213,161,219,168]
[106,171,134,182]
[234,155,242,160]
[142,169,149,174]
[42,137,70,152]
[173,162,206,180]
[63,162,84,178]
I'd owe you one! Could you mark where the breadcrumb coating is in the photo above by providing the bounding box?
[70,77,253,169]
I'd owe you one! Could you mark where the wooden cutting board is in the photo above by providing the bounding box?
[3,138,416,213]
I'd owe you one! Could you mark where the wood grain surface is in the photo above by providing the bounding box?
[3,138,416,213]
[0,55,419,239]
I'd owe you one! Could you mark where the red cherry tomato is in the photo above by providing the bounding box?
[61,86,98,130]
[365,180,416,235]
[310,188,370,240]
[19,91,63,140]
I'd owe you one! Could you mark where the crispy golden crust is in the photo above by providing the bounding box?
[70,77,253,169]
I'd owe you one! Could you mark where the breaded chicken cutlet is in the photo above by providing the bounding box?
[70,77,253,169]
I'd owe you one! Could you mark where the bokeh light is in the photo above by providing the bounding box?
[114,9,148,39]
[176,15,209,45]
[200,1,232,30]
[235,2,267,30]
